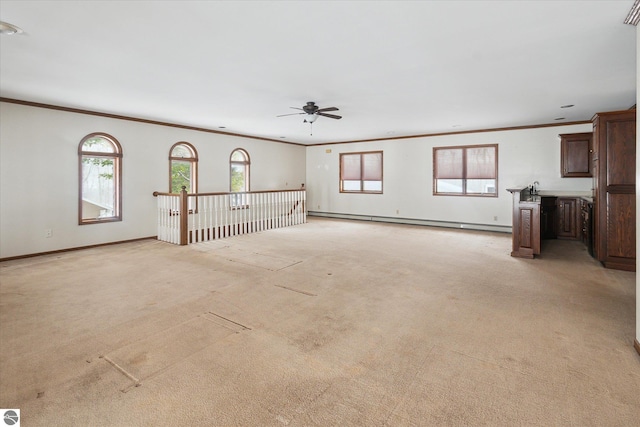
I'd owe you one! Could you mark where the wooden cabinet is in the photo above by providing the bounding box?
[507,188,540,258]
[557,197,579,240]
[592,110,636,271]
[580,198,594,256]
[514,202,540,258]
[560,132,593,177]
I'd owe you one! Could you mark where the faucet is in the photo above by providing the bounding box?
[532,181,539,195]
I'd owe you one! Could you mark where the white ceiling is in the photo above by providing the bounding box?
[0,1,637,145]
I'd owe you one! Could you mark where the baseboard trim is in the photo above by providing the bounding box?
[0,237,157,262]
[635,339,640,357]
[307,211,512,234]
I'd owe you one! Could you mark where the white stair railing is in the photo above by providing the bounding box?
[153,188,306,245]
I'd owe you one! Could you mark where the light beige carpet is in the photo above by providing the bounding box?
[1,217,638,426]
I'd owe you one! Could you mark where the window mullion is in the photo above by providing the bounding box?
[360,154,364,192]
[462,148,468,195]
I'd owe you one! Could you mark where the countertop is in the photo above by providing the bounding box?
[507,187,593,203]
[521,194,593,203]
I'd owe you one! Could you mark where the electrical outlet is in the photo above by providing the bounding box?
[396,209,400,214]
[493,215,498,221]
[45,229,53,238]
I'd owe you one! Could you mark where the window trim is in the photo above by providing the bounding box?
[169,141,198,194]
[433,143,498,197]
[229,148,250,192]
[169,141,199,213]
[229,148,251,209]
[78,132,123,225]
[339,150,384,194]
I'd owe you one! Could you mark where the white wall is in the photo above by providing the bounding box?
[0,102,306,258]
[305,123,593,228]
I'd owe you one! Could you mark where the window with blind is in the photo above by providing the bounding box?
[340,151,383,193]
[433,144,497,196]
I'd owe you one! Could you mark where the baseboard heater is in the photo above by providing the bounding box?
[307,211,512,234]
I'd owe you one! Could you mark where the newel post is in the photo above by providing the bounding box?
[179,186,188,246]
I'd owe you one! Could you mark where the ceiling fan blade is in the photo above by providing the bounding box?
[277,112,305,117]
[318,112,342,120]
[316,107,339,113]
[290,107,304,111]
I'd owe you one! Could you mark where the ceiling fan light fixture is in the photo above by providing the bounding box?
[0,21,24,35]
[305,114,318,123]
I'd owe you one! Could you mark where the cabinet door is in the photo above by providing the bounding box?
[560,133,593,177]
[593,110,636,271]
[512,203,540,257]
[557,198,578,239]
[580,199,588,244]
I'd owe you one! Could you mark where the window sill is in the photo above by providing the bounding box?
[433,193,498,197]
[339,191,383,194]
[79,217,122,225]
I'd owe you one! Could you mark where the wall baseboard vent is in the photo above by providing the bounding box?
[307,211,512,234]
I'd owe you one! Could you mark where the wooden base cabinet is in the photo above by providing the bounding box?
[592,110,636,271]
[507,188,540,258]
[580,199,594,257]
[556,197,579,240]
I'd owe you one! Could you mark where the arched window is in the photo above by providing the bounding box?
[169,142,198,194]
[78,133,123,224]
[230,148,250,192]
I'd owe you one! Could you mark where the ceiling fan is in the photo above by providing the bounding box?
[277,101,342,123]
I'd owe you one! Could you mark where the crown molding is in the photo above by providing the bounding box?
[0,97,306,147]
[1,96,595,148]
[312,120,592,147]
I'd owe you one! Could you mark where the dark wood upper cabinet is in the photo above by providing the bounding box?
[592,110,636,271]
[560,132,593,178]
